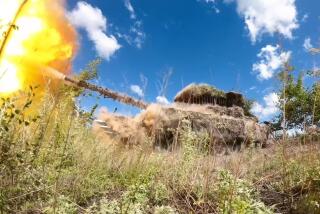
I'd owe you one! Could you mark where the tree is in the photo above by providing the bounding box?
[274,68,311,131]
[308,47,320,126]
[273,65,320,132]
[308,69,320,125]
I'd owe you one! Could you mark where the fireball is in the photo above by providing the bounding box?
[0,0,77,95]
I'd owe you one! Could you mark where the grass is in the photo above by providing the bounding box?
[174,83,227,102]
[0,86,320,214]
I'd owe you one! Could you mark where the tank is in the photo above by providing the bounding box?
[93,83,273,151]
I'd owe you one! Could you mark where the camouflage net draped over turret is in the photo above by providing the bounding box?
[174,83,245,108]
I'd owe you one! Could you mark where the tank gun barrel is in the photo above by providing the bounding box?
[64,76,148,110]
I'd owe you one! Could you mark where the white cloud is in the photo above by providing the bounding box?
[124,0,136,19]
[253,45,291,80]
[200,0,220,13]
[68,1,121,60]
[130,21,146,49]
[251,92,279,121]
[118,24,145,49]
[202,0,298,42]
[234,0,298,42]
[156,96,170,105]
[303,37,313,51]
[130,85,144,97]
[120,1,146,49]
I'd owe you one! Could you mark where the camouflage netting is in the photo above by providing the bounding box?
[174,83,245,108]
[138,104,270,150]
[95,104,272,152]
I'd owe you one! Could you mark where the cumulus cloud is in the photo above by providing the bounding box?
[130,85,144,97]
[202,0,298,42]
[251,92,279,121]
[68,1,121,60]
[253,45,291,80]
[303,37,313,51]
[226,0,299,42]
[156,96,170,105]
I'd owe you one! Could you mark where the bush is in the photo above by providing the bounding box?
[215,170,273,214]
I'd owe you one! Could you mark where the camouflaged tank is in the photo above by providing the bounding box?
[94,84,273,151]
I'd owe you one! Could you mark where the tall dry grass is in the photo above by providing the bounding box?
[0,84,319,214]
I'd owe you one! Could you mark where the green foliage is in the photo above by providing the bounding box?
[86,173,170,213]
[215,170,273,214]
[244,99,255,117]
[274,69,319,130]
[154,205,177,214]
[77,59,101,82]
[273,58,320,130]
[44,196,78,214]
[0,87,39,175]
[0,84,103,213]
[64,58,101,98]
[310,82,320,125]
[179,119,211,161]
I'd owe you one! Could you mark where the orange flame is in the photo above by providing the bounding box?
[0,0,77,95]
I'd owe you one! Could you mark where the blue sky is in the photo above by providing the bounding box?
[66,0,320,120]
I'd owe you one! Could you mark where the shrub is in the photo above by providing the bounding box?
[215,170,273,214]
